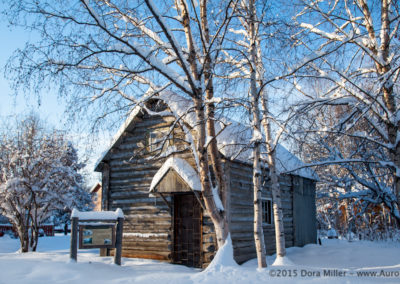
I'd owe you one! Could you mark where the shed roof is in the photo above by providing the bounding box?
[95,91,318,180]
[89,182,101,194]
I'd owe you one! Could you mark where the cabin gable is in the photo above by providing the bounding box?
[155,169,192,193]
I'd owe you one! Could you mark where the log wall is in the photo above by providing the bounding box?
[227,160,296,264]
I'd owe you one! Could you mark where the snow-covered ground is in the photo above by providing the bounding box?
[0,235,399,284]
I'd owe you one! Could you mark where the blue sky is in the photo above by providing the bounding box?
[0,22,66,127]
[0,22,104,184]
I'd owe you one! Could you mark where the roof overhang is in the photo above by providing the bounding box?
[149,156,201,195]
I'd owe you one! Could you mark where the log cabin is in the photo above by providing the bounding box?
[95,91,318,268]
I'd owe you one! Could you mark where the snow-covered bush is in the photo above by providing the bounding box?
[0,114,91,252]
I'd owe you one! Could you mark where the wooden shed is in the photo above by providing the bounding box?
[90,182,102,212]
[95,92,317,268]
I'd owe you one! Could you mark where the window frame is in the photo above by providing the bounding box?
[147,131,158,153]
[146,128,174,153]
[261,198,273,226]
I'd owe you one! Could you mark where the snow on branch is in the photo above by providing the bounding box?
[144,0,198,93]
[300,23,346,41]
[212,186,224,211]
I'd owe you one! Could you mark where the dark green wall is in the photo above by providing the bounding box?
[293,177,317,246]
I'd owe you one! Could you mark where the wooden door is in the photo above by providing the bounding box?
[173,194,202,267]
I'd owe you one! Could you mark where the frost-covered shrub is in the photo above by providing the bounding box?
[0,115,91,252]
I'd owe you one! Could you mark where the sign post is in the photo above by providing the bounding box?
[114,217,124,265]
[69,209,124,265]
[70,216,78,262]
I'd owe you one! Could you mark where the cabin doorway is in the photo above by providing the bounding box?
[173,193,202,268]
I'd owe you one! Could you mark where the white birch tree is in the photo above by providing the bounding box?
[223,0,292,266]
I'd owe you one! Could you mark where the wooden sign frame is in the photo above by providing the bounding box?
[70,209,124,265]
[79,224,116,249]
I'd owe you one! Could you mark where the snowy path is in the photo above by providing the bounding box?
[0,235,399,283]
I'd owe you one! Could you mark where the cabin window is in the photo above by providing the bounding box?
[145,99,168,112]
[146,128,174,153]
[262,198,273,225]
[147,132,158,152]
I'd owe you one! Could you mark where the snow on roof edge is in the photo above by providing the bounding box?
[149,156,202,193]
[71,208,124,220]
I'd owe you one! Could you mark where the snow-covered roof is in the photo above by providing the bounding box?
[149,156,202,193]
[95,91,318,180]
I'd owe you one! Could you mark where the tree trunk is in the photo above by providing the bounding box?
[30,226,34,248]
[250,109,267,267]
[16,224,29,253]
[345,200,353,241]
[194,97,228,248]
[12,209,32,253]
[201,0,229,239]
[146,0,230,249]
[344,186,353,241]
[30,226,39,251]
[391,136,400,219]
[260,95,287,258]
[248,0,267,268]
[252,139,267,268]
[177,0,230,248]
[30,195,39,251]
[22,232,29,253]
[376,0,400,223]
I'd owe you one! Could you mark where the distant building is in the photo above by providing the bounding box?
[90,182,102,211]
